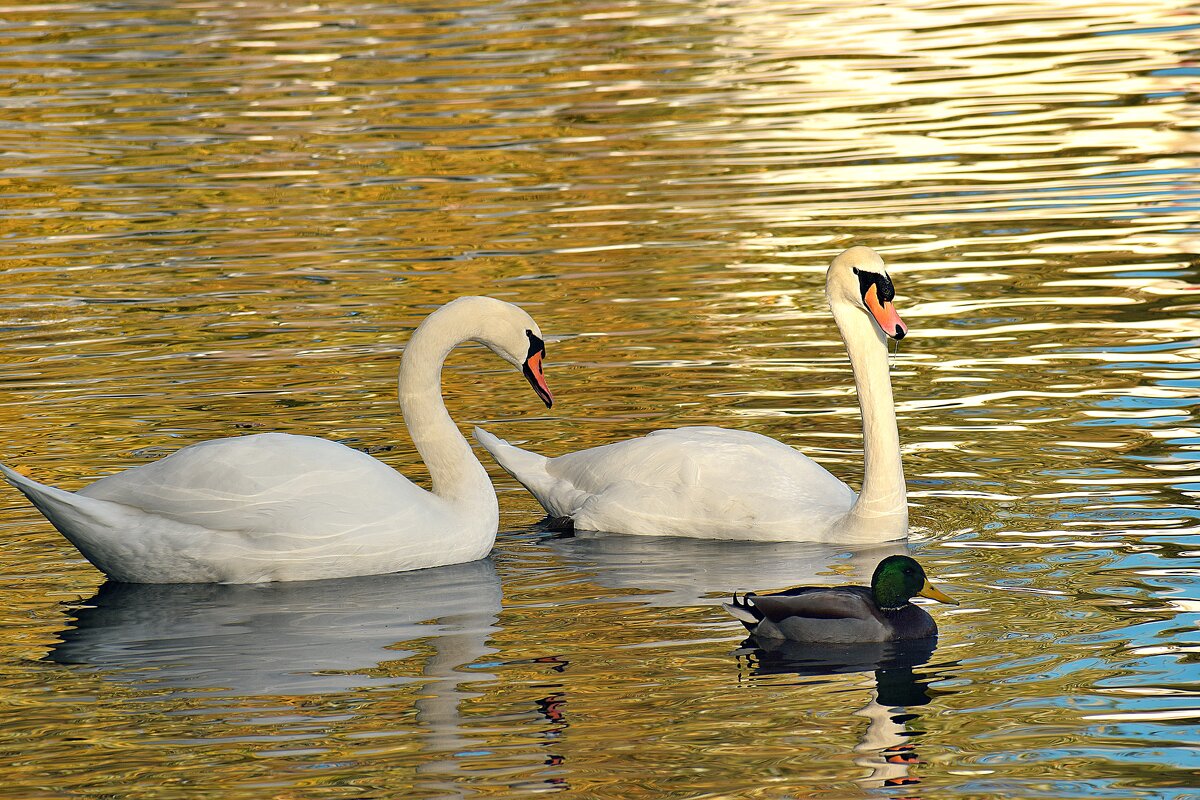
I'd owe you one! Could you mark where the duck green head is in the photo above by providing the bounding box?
[871,555,958,610]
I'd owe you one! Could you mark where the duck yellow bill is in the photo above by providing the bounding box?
[865,283,908,340]
[918,579,957,605]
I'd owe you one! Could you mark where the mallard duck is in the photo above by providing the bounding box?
[723,555,956,642]
[475,245,910,543]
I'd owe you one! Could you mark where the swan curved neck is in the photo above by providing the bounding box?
[397,305,496,511]
[831,301,907,538]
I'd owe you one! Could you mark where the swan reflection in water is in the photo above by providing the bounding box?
[49,558,502,789]
[546,529,910,607]
[50,558,502,697]
[737,638,947,792]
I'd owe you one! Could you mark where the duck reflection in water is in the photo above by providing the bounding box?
[727,557,958,792]
[737,638,946,792]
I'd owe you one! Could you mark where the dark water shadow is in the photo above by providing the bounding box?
[48,558,502,697]
[741,638,936,684]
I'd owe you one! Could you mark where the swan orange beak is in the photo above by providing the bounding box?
[865,283,907,341]
[522,348,553,408]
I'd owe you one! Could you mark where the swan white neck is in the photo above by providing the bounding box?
[397,303,498,516]
[830,299,907,540]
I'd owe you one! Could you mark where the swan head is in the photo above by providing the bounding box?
[826,246,908,341]
[467,297,554,409]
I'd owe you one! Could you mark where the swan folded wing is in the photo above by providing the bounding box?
[547,427,855,525]
[552,427,849,494]
[77,433,437,536]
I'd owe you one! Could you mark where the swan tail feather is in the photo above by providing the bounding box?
[473,427,583,518]
[473,427,548,475]
[0,462,87,512]
[0,462,146,576]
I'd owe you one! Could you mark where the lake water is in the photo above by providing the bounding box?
[1,1,1198,797]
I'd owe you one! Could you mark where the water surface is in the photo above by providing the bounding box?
[1,1,1198,797]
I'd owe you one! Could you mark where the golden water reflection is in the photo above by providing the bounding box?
[1,0,1198,797]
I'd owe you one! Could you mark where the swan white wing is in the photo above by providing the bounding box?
[2,433,487,583]
[78,433,436,535]
[544,427,856,539]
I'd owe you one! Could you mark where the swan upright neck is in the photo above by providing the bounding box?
[397,302,497,512]
[830,300,907,540]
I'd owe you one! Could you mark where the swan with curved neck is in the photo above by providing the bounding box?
[0,296,553,583]
[475,246,909,543]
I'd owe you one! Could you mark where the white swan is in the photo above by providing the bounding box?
[475,246,908,543]
[0,296,553,583]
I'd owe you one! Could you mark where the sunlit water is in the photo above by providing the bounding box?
[0,0,1198,797]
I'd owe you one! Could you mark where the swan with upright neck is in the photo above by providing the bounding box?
[475,246,909,543]
[0,296,553,583]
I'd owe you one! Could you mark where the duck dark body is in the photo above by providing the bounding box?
[726,585,937,643]
[723,555,956,643]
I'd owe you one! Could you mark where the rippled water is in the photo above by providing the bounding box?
[1,0,1198,797]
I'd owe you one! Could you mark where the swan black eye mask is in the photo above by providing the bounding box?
[523,330,553,408]
[853,266,895,304]
[852,267,906,340]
